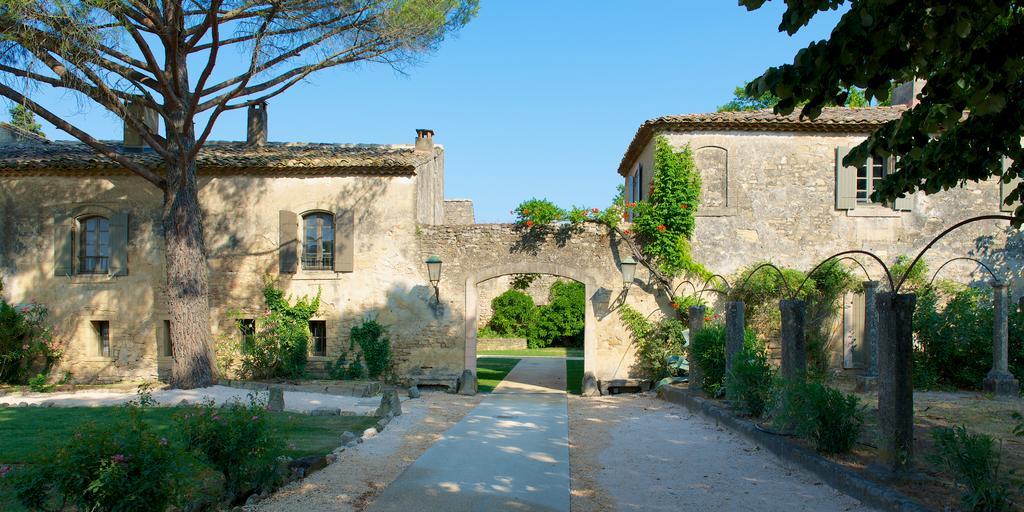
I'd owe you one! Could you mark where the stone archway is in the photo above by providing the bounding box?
[465,262,598,386]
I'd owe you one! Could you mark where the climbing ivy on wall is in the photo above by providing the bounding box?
[512,136,709,308]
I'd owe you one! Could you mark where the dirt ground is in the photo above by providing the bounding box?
[568,393,876,512]
[250,391,482,512]
[843,388,1024,511]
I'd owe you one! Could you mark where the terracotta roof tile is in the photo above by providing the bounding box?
[618,106,907,175]
[0,140,428,175]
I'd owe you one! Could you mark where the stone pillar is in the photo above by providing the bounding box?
[876,292,916,475]
[779,299,806,381]
[268,388,284,412]
[856,281,880,392]
[687,306,706,393]
[983,281,1019,396]
[725,301,745,374]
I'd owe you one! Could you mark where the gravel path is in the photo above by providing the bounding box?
[252,391,483,512]
[0,385,381,414]
[568,393,878,512]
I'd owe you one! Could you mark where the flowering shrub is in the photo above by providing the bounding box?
[5,410,188,511]
[0,299,62,385]
[175,395,285,505]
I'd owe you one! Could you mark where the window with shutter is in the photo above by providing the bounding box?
[53,213,74,276]
[279,210,298,273]
[835,147,858,210]
[78,216,110,274]
[108,212,129,275]
[334,209,354,273]
[301,212,334,270]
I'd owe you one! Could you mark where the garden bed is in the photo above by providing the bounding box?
[661,383,1024,511]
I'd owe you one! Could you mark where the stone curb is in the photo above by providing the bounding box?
[657,386,932,512]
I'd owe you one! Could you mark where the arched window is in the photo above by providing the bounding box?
[78,216,110,274]
[302,212,334,270]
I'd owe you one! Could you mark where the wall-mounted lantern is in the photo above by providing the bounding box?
[620,257,638,289]
[425,255,442,300]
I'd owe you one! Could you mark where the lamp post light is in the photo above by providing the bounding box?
[425,255,442,300]
[620,257,638,289]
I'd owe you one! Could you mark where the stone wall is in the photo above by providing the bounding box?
[416,223,665,383]
[443,199,475,225]
[478,338,527,351]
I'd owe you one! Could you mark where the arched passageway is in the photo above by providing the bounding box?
[464,262,598,388]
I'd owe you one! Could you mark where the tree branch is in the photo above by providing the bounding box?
[0,83,166,189]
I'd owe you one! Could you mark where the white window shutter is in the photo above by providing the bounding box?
[835,147,857,210]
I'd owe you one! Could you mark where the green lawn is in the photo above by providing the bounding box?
[479,347,583,358]
[0,406,377,464]
[476,358,521,392]
[566,359,583,395]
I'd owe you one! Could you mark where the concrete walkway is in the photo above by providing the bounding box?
[367,358,570,512]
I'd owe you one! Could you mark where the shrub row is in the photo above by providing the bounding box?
[482,281,585,349]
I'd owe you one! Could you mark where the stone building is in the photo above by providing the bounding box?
[618,104,1023,368]
[0,110,651,388]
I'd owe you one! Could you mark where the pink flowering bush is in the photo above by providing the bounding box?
[0,299,62,384]
[4,410,188,511]
[175,395,285,505]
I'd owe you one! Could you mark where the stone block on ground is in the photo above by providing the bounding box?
[408,385,421,399]
[267,388,284,412]
[288,455,329,479]
[374,390,402,417]
[375,418,388,432]
[340,431,358,445]
[457,369,477,396]
[362,427,377,440]
[581,372,600,397]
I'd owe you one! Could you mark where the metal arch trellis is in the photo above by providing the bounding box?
[795,250,895,298]
[732,262,794,299]
[894,214,1014,293]
[928,257,999,287]
[697,274,730,300]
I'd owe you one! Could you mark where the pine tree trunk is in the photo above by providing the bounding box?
[165,130,214,389]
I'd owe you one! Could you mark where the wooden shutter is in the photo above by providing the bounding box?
[53,213,73,276]
[835,147,857,210]
[1000,157,1022,212]
[334,208,354,272]
[279,210,298,274]
[108,212,129,276]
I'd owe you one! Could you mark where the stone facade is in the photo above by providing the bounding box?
[0,138,459,383]
[443,199,475,225]
[620,113,1023,366]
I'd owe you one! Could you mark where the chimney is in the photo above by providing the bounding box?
[247,102,268,146]
[415,129,434,153]
[123,100,159,151]
[891,79,926,107]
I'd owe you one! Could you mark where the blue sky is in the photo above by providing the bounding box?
[20,1,844,222]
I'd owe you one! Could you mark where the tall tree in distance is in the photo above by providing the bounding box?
[717,82,887,112]
[0,0,478,388]
[740,1,1024,224]
[7,104,44,137]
